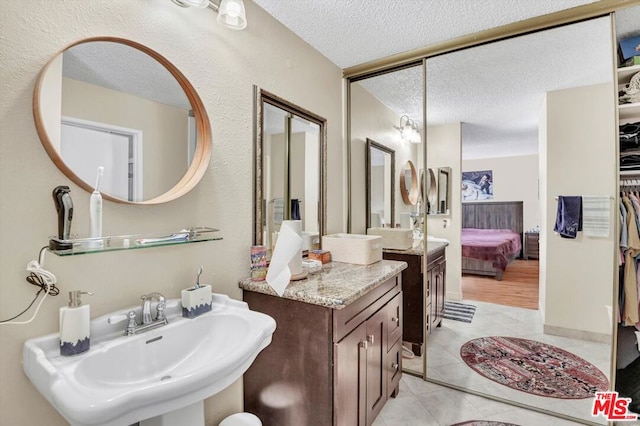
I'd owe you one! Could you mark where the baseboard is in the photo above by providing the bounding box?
[544,324,612,344]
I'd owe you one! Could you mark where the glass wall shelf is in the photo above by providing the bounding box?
[48,227,222,256]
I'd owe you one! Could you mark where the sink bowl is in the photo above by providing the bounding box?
[23,294,276,426]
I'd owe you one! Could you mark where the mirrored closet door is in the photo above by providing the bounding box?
[346,7,640,424]
[349,64,425,376]
[424,16,617,425]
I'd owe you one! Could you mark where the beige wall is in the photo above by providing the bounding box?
[426,123,462,301]
[0,1,343,425]
[462,154,540,231]
[350,82,420,234]
[541,83,616,340]
[62,77,189,200]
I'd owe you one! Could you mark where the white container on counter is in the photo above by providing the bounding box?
[366,227,413,250]
[322,233,382,265]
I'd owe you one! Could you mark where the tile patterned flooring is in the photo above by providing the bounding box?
[377,300,625,426]
[372,374,594,426]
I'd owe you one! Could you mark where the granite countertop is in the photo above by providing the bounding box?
[239,260,407,309]
[382,240,448,256]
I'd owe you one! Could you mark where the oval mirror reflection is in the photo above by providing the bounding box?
[400,160,419,205]
[33,38,212,204]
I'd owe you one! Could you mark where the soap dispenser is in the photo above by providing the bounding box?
[60,291,93,356]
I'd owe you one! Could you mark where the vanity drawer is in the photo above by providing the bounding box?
[332,275,401,343]
[385,292,402,351]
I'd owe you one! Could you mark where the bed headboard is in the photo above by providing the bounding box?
[462,201,523,235]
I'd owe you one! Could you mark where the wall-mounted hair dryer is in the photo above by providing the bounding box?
[50,186,73,250]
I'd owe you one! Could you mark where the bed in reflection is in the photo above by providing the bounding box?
[461,201,523,280]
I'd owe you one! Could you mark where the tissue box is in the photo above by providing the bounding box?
[181,285,212,318]
[367,227,413,250]
[322,234,382,265]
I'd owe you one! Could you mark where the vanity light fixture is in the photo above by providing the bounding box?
[172,0,210,8]
[171,0,248,30]
[217,0,247,30]
[399,115,422,144]
[411,121,422,144]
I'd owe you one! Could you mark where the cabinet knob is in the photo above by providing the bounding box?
[367,334,375,344]
[391,362,399,370]
[359,340,368,349]
[391,317,399,325]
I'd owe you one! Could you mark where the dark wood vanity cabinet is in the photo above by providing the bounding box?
[383,247,446,356]
[242,274,402,426]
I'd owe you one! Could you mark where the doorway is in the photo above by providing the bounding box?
[61,116,142,201]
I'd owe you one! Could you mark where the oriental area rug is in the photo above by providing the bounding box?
[460,336,609,399]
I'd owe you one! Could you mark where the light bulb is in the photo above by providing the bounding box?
[217,0,247,30]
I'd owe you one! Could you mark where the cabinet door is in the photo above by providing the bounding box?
[387,338,402,398]
[335,322,367,425]
[426,265,433,332]
[428,263,440,330]
[365,308,387,426]
[435,260,446,323]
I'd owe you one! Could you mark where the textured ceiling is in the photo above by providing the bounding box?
[254,1,640,159]
[358,17,614,159]
[63,42,191,110]
[253,0,599,69]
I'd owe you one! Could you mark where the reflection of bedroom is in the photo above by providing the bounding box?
[419,16,622,424]
[349,12,634,422]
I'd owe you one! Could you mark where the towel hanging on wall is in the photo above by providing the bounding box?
[554,196,582,239]
[582,195,610,238]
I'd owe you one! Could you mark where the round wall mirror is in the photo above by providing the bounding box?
[421,168,437,213]
[400,160,419,205]
[33,37,212,204]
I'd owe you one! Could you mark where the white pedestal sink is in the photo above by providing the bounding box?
[23,294,276,426]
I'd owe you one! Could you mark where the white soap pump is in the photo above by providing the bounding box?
[90,166,103,239]
[59,290,93,356]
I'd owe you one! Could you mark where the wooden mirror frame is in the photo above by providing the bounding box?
[32,36,212,205]
[400,160,419,205]
[366,138,395,229]
[426,168,437,213]
[253,87,327,247]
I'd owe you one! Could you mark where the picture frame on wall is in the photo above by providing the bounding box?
[462,170,493,201]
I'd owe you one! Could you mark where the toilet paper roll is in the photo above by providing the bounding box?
[266,220,303,297]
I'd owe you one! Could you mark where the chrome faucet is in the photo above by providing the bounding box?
[141,292,167,325]
[107,292,169,336]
